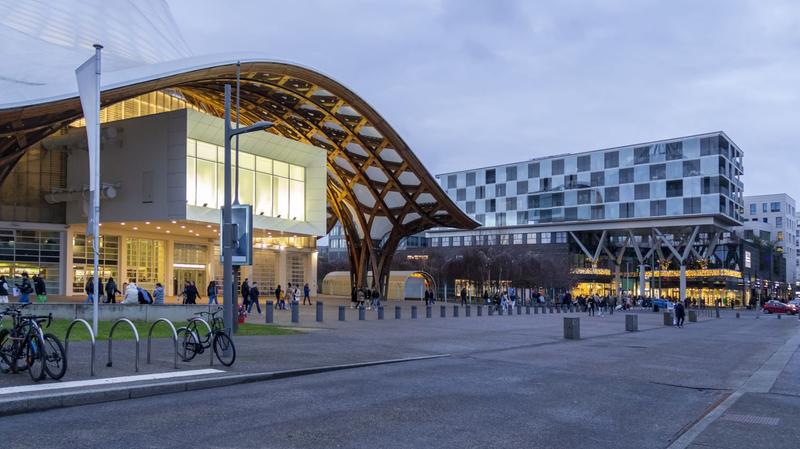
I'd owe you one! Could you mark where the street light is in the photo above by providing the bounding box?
[222,84,273,343]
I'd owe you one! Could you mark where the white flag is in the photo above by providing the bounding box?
[75,53,100,192]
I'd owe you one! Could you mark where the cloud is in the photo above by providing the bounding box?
[169,0,800,201]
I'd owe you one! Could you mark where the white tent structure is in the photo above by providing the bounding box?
[322,271,433,301]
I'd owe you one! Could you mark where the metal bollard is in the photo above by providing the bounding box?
[526,306,531,315]
[426,306,432,318]
[534,305,539,314]
[663,312,673,326]
[563,317,580,340]
[316,301,324,322]
[688,310,697,322]
[339,305,346,321]
[412,305,418,319]
[291,302,299,323]
[359,306,366,320]
[466,305,471,317]
[488,305,494,316]
[453,305,459,317]
[778,314,782,320]
[378,306,384,320]
[440,305,446,318]
[477,304,483,316]
[395,305,401,319]
[736,312,740,319]
[625,314,638,331]
[557,305,561,314]
[266,301,274,323]
[517,305,522,315]
[715,308,720,319]
[498,306,504,316]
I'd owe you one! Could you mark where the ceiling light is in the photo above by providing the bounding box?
[120,222,126,225]
[206,224,211,228]
[171,220,177,224]
[166,230,171,233]
[145,221,150,225]
[189,230,193,233]
[133,227,138,230]
[180,225,186,229]
[156,226,161,230]
[98,223,102,227]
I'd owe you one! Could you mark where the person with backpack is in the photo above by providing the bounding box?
[33,272,47,303]
[248,281,261,314]
[184,281,199,304]
[15,272,33,303]
[0,275,10,303]
[105,277,121,303]
[274,284,282,309]
[137,287,153,304]
[303,283,311,305]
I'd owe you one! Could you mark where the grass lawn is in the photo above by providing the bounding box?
[40,319,300,342]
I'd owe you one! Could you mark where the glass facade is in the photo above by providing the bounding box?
[186,138,306,220]
[72,234,120,294]
[126,237,166,292]
[0,229,61,293]
[440,133,744,227]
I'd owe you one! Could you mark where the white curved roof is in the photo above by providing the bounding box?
[0,0,191,107]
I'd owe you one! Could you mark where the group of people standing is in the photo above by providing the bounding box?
[0,272,47,303]
[351,286,382,310]
[270,282,311,311]
[84,276,165,305]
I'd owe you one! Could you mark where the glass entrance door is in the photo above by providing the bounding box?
[173,268,206,297]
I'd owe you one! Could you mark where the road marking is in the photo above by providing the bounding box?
[667,326,800,449]
[0,369,224,396]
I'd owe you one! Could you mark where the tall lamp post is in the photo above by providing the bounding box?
[222,84,272,338]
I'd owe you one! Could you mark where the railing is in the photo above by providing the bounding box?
[64,318,96,376]
[146,318,178,369]
[187,317,214,366]
[106,318,140,372]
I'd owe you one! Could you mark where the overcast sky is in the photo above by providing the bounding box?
[170,0,800,202]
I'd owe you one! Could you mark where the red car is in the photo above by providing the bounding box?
[762,300,798,315]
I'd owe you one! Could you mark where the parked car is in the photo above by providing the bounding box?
[652,298,673,310]
[762,300,798,315]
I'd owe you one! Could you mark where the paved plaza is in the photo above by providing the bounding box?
[1,306,799,448]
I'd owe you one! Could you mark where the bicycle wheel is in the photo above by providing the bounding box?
[0,329,16,373]
[212,332,236,367]
[43,333,67,380]
[176,327,199,362]
[26,333,46,382]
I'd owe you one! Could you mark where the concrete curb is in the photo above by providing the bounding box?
[0,354,450,417]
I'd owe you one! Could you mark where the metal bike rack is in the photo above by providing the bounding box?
[187,317,214,366]
[106,318,140,372]
[146,318,178,369]
[64,318,96,376]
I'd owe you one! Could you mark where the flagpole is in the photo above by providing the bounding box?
[91,44,102,336]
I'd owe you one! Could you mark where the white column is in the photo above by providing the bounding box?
[63,227,75,296]
[309,250,318,297]
[277,249,288,290]
[614,264,622,301]
[679,263,687,302]
[639,264,646,297]
[165,239,174,296]
[118,234,128,285]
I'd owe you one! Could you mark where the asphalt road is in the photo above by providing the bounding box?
[3,311,799,449]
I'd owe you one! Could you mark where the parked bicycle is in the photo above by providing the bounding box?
[0,304,67,381]
[176,308,235,366]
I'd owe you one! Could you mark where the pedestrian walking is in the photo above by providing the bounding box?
[207,280,218,305]
[675,301,686,328]
[241,278,250,309]
[460,287,467,306]
[0,275,9,303]
[33,272,47,303]
[105,277,120,303]
[16,272,34,303]
[275,284,283,309]
[370,287,380,310]
[248,282,261,314]
[303,282,312,305]
[83,275,94,304]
